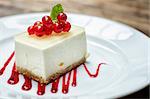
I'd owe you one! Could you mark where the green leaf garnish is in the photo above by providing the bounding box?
[50,4,64,21]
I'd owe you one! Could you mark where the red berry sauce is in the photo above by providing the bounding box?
[7,62,19,85]
[22,75,32,91]
[0,51,105,95]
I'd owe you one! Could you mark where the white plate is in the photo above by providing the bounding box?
[0,13,149,99]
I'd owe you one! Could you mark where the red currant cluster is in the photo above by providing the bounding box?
[27,13,71,37]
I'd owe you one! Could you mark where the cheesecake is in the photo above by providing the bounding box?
[15,25,87,84]
[15,4,87,84]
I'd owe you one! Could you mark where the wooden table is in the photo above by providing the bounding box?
[0,0,149,98]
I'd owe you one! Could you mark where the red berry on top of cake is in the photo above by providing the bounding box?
[15,4,87,84]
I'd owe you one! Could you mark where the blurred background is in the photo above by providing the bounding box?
[0,0,149,98]
[0,0,149,37]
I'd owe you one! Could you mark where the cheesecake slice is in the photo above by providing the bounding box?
[15,25,87,84]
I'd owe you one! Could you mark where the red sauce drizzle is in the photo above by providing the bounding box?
[7,62,19,85]
[0,51,15,75]
[83,63,105,78]
[51,78,60,93]
[37,82,46,95]
[62,72,72,94]
[0,51,106,95]
[72,69,77,87]
[22,76,32,91]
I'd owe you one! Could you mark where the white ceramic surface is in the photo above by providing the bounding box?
[0,13,149,99]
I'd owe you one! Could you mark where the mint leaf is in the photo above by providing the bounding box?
[50,4,64,21]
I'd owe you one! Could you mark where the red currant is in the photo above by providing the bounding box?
[57,13,67,22]
[34,21,43,26]
[27,26,34,35]
[44,26,53,35]
[34,25,44,37]
[53,22,63,33]
[63,21,71,32]
[58,21,65,27]
[42,16,53,28]
[36,31,45,37]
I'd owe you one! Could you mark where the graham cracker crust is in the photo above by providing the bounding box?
[16,57,86,84]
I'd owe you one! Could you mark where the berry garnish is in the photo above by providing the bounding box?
[36,31,45,37]
[45,29,52,35]
[34,21,43,26]
[42,16,53,28]
[27,4,71,37]
[44,26,53,35]
[63,21,71,32]
[57,13,67,22]
[51,4,64,20]
[53,22,63,33]
[27,26,35,35]
[34,25,44,37]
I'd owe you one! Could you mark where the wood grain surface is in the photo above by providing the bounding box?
[0,0,149,37]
